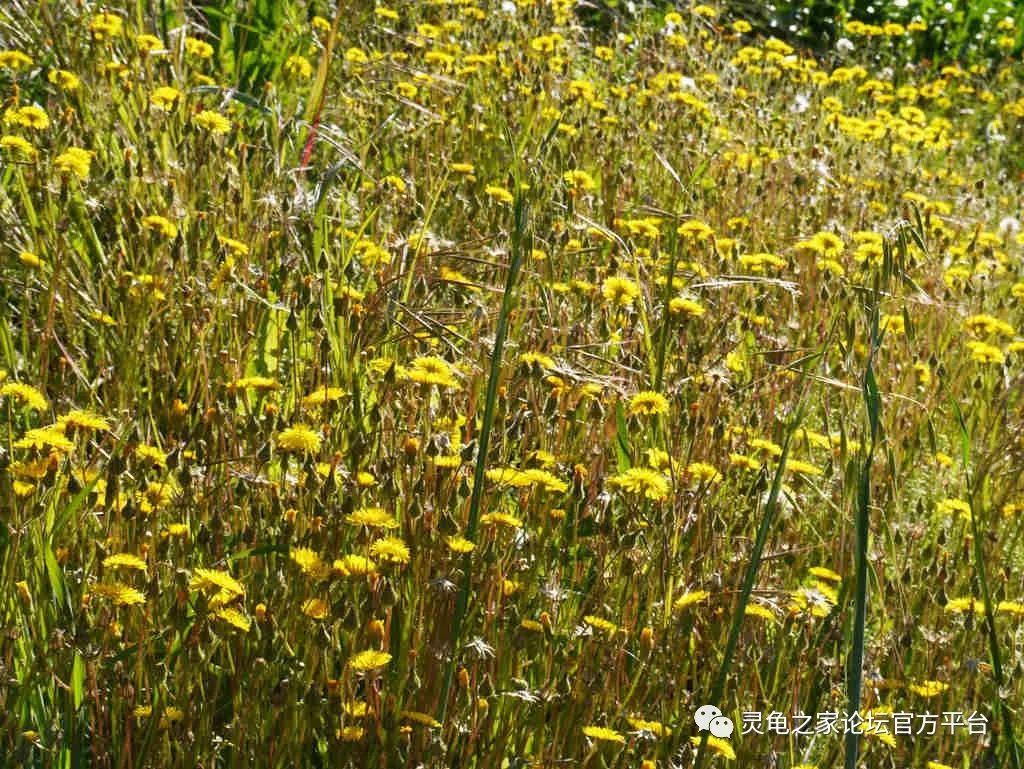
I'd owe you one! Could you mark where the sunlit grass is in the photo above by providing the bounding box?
[1,1,1023,767]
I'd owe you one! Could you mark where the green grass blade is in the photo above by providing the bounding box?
[438,188,528,724]
[953,400,1022,769]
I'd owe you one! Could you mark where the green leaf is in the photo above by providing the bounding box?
[71,653,85,711]
[52,472,102,537]
[45,547,65,607]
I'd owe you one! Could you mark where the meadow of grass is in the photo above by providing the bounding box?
[1,1,1024,767]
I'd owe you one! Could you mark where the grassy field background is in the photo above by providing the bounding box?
[1,1,1024,767]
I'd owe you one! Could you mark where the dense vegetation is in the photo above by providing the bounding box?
[1,1,1024,767]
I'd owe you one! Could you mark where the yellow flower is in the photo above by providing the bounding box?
[4,105,50,130]
[582,725,625,744]
[676,220,715,242]
[89,12,124,39]
[446,536,475,553]
[189,568,245,599]
[908,680,949,697]
[607,467,670,500]
[160,706,184,726]
[686,462,722,483]
[400,710,441,727]
[338,725,365,741]
[14,427,73,452]
[131,445,166,469]
[563,169,597,191]
[344,701,369,718]
[964,313,1014,338]
[479,511,524,529]
[786,459,823,476]
[369,537,411,565]
[0,382,48,411]
[185,37,214,58]
[230,376,279,392]
[808,566,842,582]
[485,184,514,204]
[135,34,165,53]
[817,258,845,276]
[284,55,313,79]
[669,297,706,317]
[56,410,110,432]
[673,590,710,611]
[90,582,146,606]
[332,554,377,577]
[217,235,250,257]
[10,457,53,480]
[290,547,326,577]
[602,276,641,308]
[729,452,760,470]
[485,467,567,493]
[997,600,1024,617]
[302,598,329,619]
[345,47,369,64]
[966,340,1004,364]
[583,615,618,635]
[628,391,669,417]
[936,498,971,520]
[626,716,671,737]
[690,734,735,759]
[375,175,405,194]
[142,214,178,239]
[215,607,251,632]
[276,424,322,454]
[1,135,37,158]
[346,507,399,529]
[394,83,418,105]
[749,437,782,456]
[192,110,231,134]
[348,649,392,672]
[0,50,32,70]
[103,553,148,572]
[301,387,345,407]
[53,147,93,180]
[150,86,183,111]
[738,252,787,272]
[944,597,986,614]
[744,603,776,621]
[406,356,460,388]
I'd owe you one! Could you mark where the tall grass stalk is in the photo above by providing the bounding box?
[692,353,817,769]
[437,188,529,723]
[954,402,1022,769]
[844,225,915,769]
[844,311,879,769]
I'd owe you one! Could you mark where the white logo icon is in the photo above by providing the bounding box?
[695,705,735,739]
